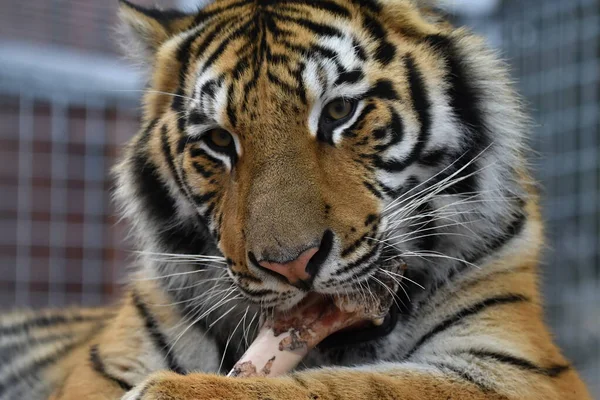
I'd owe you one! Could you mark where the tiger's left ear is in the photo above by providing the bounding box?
[377,0,443,38]
[117,0,196,65]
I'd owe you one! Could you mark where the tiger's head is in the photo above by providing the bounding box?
[115,0,531,322]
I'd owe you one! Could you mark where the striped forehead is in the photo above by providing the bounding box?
[186,23,371,137]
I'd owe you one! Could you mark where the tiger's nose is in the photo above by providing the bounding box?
[253,230,334,287]
[258,247,318,284]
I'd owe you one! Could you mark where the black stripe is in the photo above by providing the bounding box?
[376,179,398,198]
[89,345,133,391]
[160,125,189,198]
[374,109,404,152]
[0,313,107,336]
[187,110,205,126]
[341,223,377,258]
[0,333,92,397]
[294,62,307,104]
[269,52,291,65]
[365,79,399,101]
[341,232,369,258]
[199,77,224,99]
[202,19,254,71]
[465,350,570,377]
[374,41,396,65]
[420,148,448,167]
[363,181,384,199]
[426,34,490,195]
[190,147,223,165]
[226,83,238,128]
[335,70,364,86]
[272,0,352,18]
[278,40,338,62]
[192,190,217,206]
[388,110,405,146]
[342,103,377,139]
[201,17,255,72]
[372,128,387,141]
[0,333,76,369]
[362,14,396,65]
[365,214,378,226]
[349,0,381,13]
[171,30,203,132]
[230,270,262,284]
[334,258,381,287]
[460,210,527,269]
[376,56,431,172]
[193,0,250,26]
[171,88,186,120]
[431,362,491,392]
[273,14,344,38]
[352,38,368,61]
[235,286,279,298]
[333,242,381,277]
[140,118,159,140]
[404,294,529,359]
[192,162,214,178]
[132,292,186,375]
[0,332,74,353]
[485,211,526,255]
[231,53,251,79]
[194,14,240,58]
[132,152,177,224]
[426,34,487,140]
[176,25,200,65]
[266,69,299,94]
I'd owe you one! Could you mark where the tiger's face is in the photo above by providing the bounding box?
[117,0,526,315]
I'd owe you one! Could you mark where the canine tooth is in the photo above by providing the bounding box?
[372,317,385,326]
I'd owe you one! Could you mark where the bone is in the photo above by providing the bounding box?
[228,262,405,378]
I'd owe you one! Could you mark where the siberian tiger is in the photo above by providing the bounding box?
[0,0,592,399]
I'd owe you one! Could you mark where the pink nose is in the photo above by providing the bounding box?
[258,247,319,284]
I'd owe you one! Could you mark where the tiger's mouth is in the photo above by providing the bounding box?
[318,292,401,349]
[262,259,406,350]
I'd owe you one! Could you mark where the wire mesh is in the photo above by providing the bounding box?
[0,95,136,307]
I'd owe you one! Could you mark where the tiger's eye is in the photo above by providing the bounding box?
[209,129,233,148]
[325,99,353,120]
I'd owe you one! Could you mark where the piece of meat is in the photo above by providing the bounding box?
[228,262,404,378]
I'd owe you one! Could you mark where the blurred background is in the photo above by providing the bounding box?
[0,0,598,395]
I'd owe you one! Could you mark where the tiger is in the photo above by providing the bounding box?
[0,0,592,399]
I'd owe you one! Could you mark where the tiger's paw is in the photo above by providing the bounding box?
[121,372,227,400]
[120,371,308,400]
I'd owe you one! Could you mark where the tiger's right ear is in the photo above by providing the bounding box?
[117,0,195,65]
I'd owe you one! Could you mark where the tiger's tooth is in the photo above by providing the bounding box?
[371,317,385,326]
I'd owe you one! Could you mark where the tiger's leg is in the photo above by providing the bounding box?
[122,357,590,400]
[49,280,223,400]
[122,345,589,400]
[48,292,152,400]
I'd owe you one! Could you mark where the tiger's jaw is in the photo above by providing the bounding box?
[249,255,407,349]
